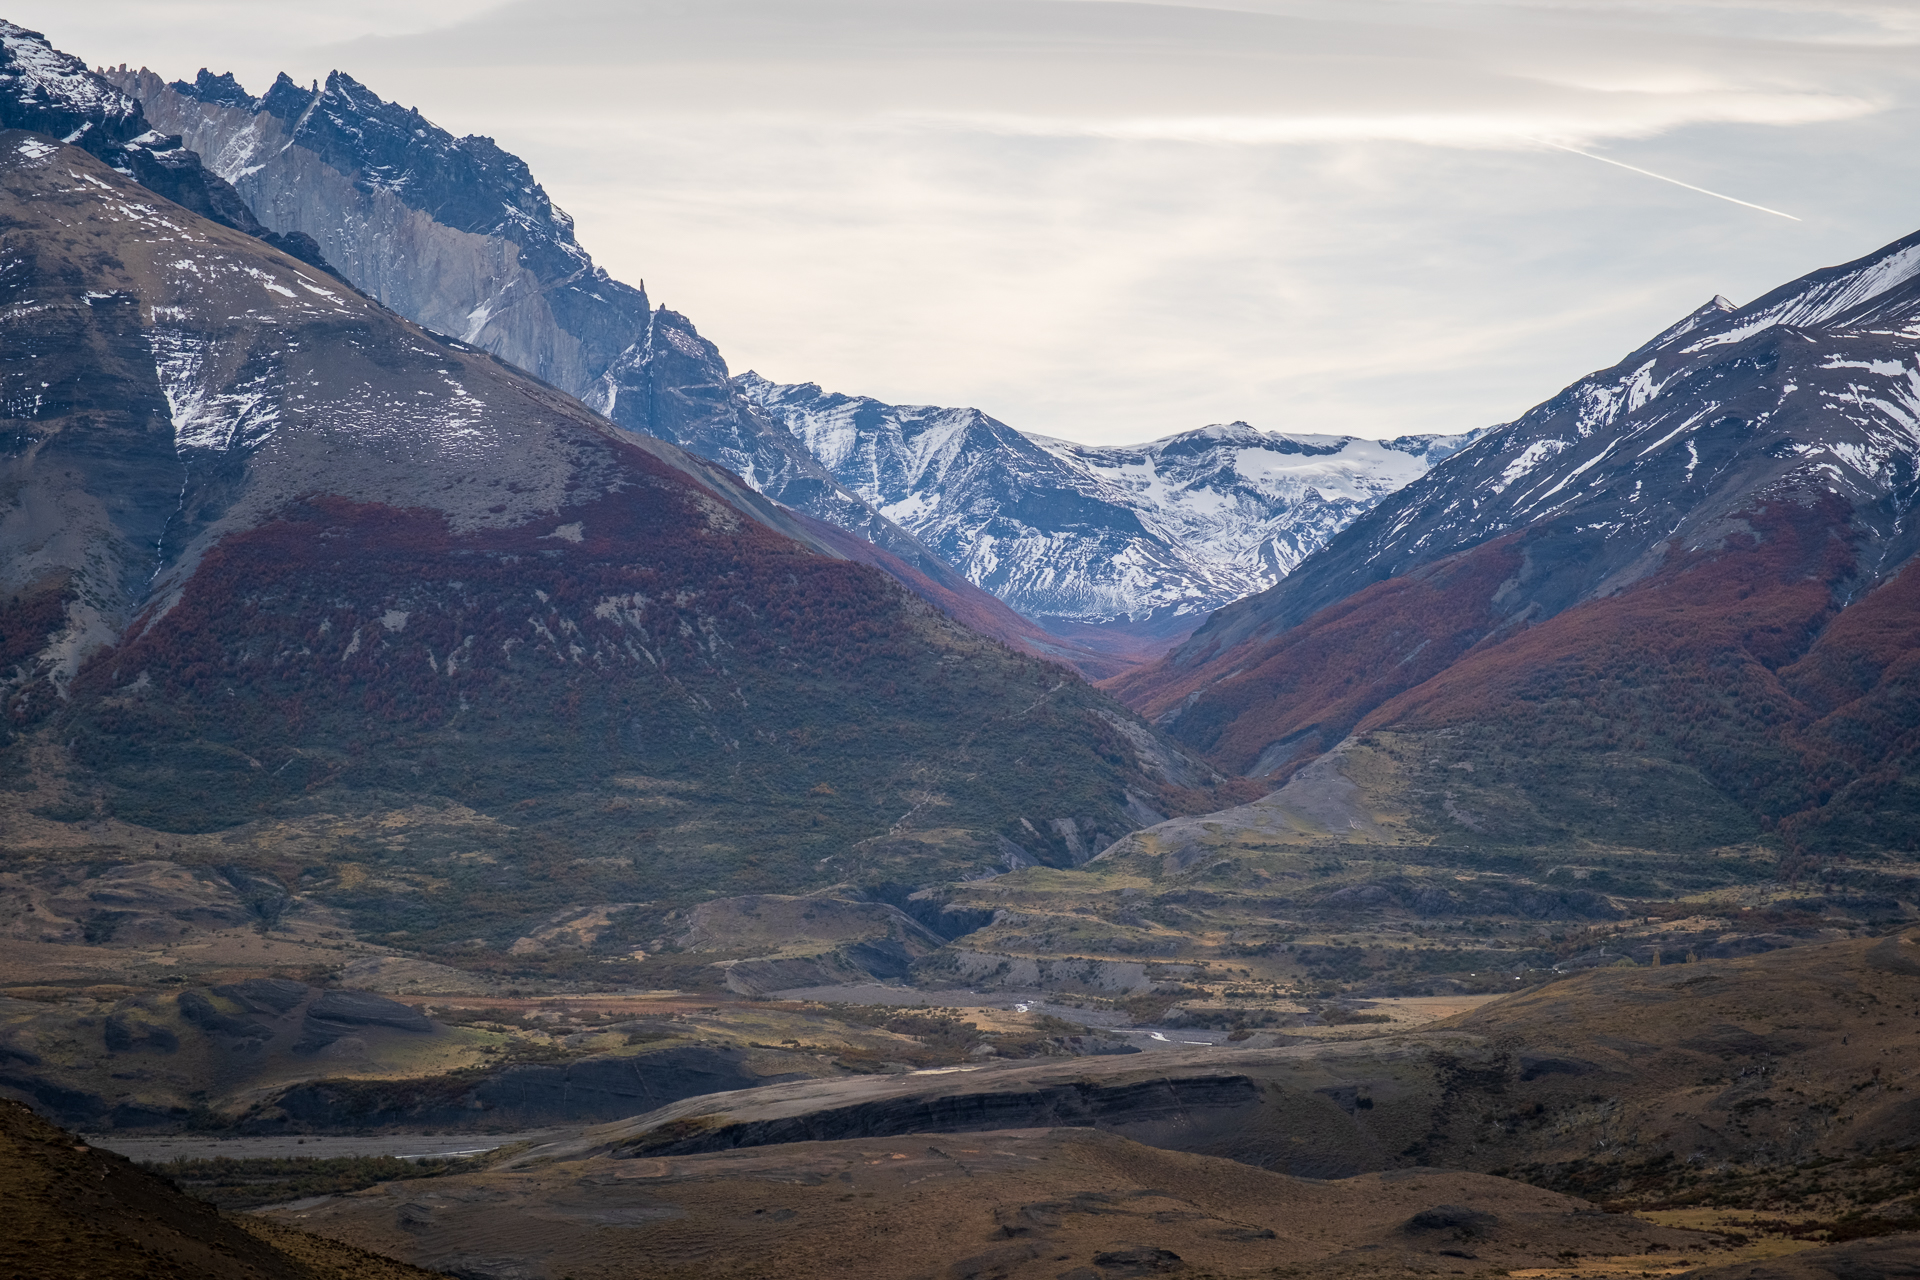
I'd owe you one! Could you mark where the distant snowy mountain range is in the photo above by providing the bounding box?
[106,60,1472,649]
[739,377,1476,637]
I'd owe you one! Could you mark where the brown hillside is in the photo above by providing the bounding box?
[1424,930,1920,1190]
[1101,531,1524,778]
[0,1099,443,1279]
[260,1124,1722,1280]
[1680,1235,1920,1280]
[1108,492,1919,853]
[1347,500,1869,840]
[0,132,1222,969]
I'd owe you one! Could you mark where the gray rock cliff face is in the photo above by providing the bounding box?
[113,66,1012,632]
[117,67,643,400]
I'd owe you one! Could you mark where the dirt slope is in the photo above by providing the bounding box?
[259,1124,1720,1280]
[0,1098,443,1279]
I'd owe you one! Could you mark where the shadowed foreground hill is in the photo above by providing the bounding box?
[249,933,1920,1277]
[0,1099,444,1279]
[1683,1237,1920,1280]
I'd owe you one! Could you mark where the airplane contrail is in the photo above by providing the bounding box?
[1537,139,1801,222]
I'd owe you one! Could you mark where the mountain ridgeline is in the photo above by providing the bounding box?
[109,64,1124,673]
[0,23,332,273]
[114,64,1467,667]
[1110,237,1920,859]
[5,21,1920,1280]
[4,9,1916,917]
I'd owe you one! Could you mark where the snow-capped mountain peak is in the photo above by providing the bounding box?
[738,374,1478,634]
[0,20,138,129]
[1674,235,1920,356]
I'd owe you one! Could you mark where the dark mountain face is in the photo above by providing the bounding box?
[0,135,1215,957]
[0,24,330,272]
[107,65,1112,671]
[1109,230,1920,856]
[253,69,593,283]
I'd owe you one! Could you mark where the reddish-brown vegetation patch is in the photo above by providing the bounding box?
[45,474,1212,946]
[1107,494,1920,853]
[2,570,76,726]
[1104,534,1525,781]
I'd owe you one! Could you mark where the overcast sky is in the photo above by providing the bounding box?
[15,1,1920,443]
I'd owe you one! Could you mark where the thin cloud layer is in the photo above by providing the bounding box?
[11,0,1920,440]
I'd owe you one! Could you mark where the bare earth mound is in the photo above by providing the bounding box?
[261,1125,1718,1280]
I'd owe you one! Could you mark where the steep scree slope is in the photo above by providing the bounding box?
[0,135,1211,954]
[1109,230,1920,856]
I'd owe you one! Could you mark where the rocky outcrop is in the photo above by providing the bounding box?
[675,894,949,996]
[259,1046,800,1131]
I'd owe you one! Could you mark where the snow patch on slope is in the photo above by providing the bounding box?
[1687,242,1920,353]
[148,329,281,455]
